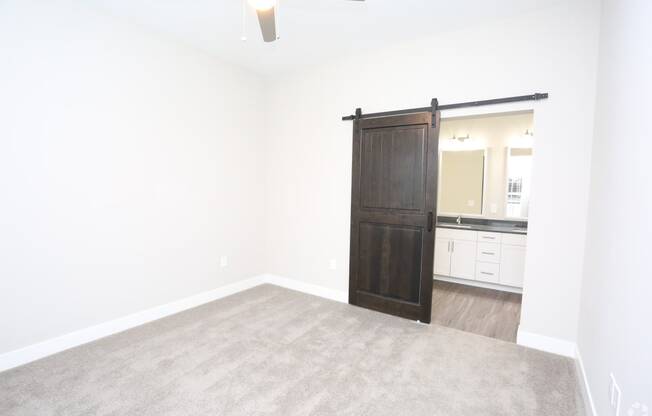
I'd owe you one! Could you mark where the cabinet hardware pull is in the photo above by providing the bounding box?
[427,212,433,232]
[481,271,493,275]
[481,252,494,255]
[447,241,451,252]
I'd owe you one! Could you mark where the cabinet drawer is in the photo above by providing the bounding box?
[476,262,500,283]
[477,242,501,263]
[477,231,502,243]
[502,233,527,246]
[435,227,477,242]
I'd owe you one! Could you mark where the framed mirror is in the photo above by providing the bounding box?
[438,149,486,215]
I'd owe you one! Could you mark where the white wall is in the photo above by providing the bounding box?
[265,0,601,345]
[0,0,266,355]
[577,0,652,412]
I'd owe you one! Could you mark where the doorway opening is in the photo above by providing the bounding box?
[432,110,534,342]
[345,99,539,342]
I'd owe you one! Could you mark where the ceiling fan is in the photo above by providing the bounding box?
[246,0,366,42]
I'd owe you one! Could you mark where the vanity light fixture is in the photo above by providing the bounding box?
[450,134,471,142]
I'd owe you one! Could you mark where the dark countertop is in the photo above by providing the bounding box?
[436,223,527,235]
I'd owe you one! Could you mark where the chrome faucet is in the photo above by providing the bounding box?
[456,215,462,225]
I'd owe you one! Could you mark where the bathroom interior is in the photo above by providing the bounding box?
[432,111,534,342]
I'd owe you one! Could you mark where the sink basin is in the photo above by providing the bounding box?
[442,224,473,229]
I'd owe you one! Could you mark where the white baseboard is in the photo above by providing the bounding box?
[3,271,588,391]
[575,346,597,416]
[0,273,598,416]
[516,329,577,358]
[0,274,348,373]
[262,274,348,303]
[0,276,265,373]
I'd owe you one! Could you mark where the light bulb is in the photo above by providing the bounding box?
[248,0,276,11]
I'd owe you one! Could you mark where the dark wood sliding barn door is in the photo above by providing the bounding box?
[349,111,440,323]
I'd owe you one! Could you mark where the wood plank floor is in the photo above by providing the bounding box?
[431,280,522,342]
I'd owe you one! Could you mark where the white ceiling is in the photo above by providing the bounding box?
[86,0,564,77]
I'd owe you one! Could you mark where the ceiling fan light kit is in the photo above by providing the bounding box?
[246,0,364,43]
[248,0,276,11]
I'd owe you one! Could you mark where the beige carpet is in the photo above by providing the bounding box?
[0,284,585,415]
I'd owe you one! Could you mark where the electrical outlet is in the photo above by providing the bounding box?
[219,256,228,268]
[329,259,337,270]
[467,199,475,207]
[627,402,649,416]
[610,373,622,416]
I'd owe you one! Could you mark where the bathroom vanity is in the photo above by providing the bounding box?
[434,221,527,292]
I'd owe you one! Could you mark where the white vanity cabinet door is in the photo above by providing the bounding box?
[450,240,477,279]
[500,245,526,287]
[434,239,452,275]
[502,233,527,246]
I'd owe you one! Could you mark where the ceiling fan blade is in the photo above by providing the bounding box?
[256,7,277,42]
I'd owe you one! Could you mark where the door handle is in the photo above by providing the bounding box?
[427,212,433,232]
